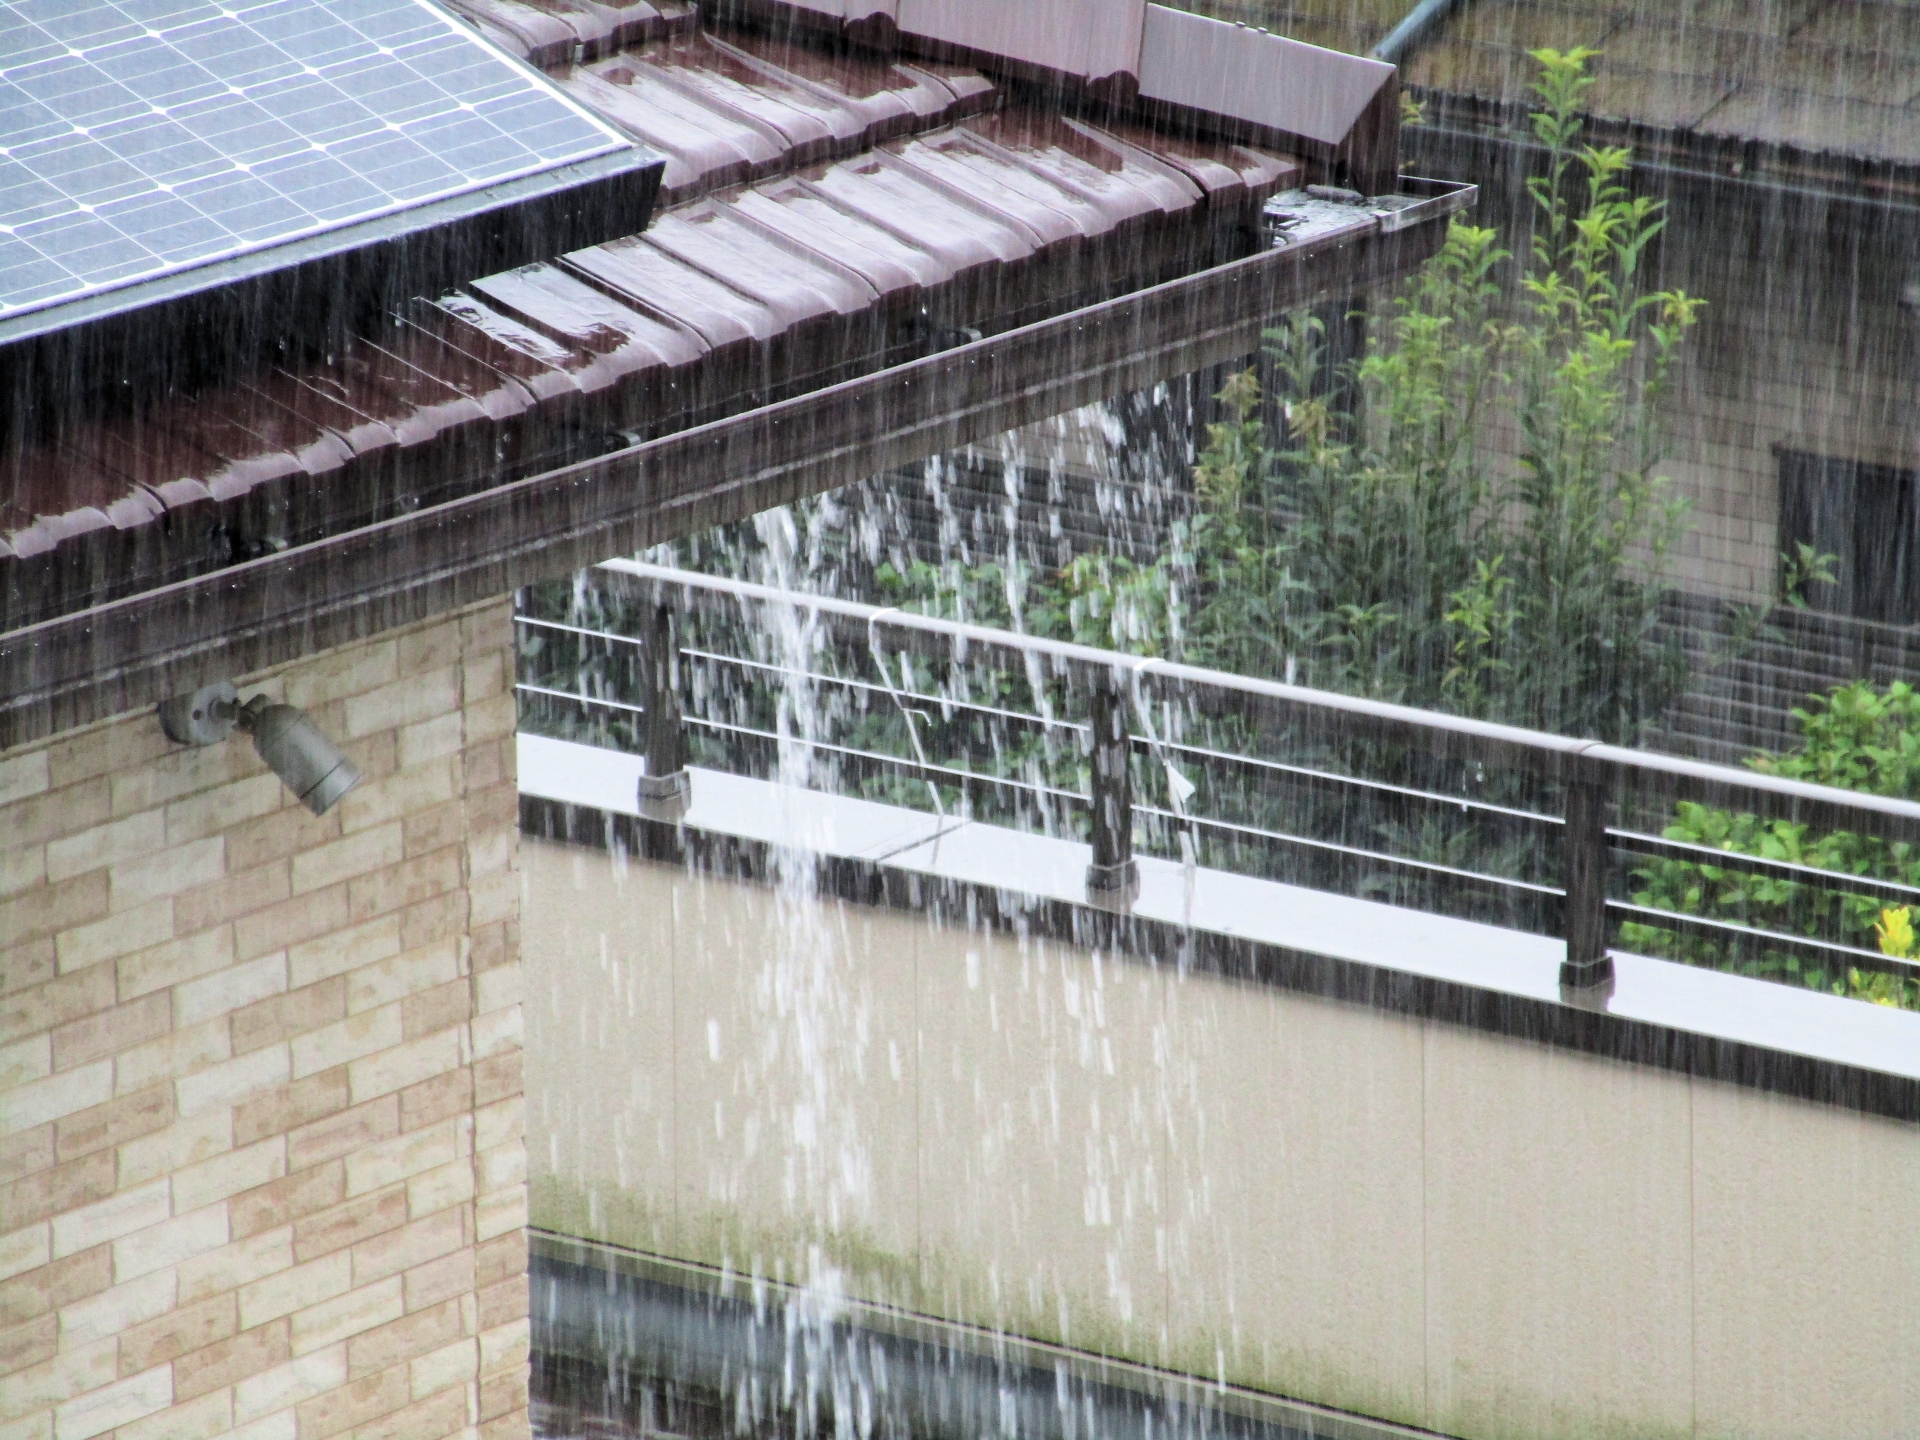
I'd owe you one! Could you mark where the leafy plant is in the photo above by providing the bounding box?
[874,558,1022,630]
[1856,907,1920,1006]
[1780,541,1840,610]
[1442,556,1514,712]
[1624,679,1920,1010]
[1040,553,1181,655]
[1754,679,1920,797]
[1109,47,1701,740]
[1873,905,1916,958]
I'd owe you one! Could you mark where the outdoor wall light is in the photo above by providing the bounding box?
[158,682,363,816]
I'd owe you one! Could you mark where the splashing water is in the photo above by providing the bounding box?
[744,503,879,1257]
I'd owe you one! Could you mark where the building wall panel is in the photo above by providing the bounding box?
[0,601,525,1440]
[522,845,1920,1440]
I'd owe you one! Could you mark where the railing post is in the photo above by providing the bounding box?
[1560,759,1614,995]
[637,600,691,822]
[1085,677,1139,908]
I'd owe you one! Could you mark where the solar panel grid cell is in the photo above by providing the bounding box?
[0,0,625,323]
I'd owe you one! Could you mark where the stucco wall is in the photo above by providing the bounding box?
[522,841,1920,1440]
[0,602,526,1440]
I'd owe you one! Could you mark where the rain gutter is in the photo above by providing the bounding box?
[0,182,1473,751]
[1371,0,1476,66]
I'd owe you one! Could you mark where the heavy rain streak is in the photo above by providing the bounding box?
[3,4,1916,1440]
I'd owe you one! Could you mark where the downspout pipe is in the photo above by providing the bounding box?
[1372,0,1475,66]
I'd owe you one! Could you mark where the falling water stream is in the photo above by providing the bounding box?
[526,400,1225,1440]
[516,18,1920,1417]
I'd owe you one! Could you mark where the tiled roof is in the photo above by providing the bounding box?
[0,8,1305,630]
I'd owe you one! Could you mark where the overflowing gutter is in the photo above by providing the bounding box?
[0,180,1470,748]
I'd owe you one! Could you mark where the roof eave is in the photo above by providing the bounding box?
[0,194,1467,750]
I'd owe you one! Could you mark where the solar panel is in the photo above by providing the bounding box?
[0,0,632,325]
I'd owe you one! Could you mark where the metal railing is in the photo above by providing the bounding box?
[514,559,1920,1001]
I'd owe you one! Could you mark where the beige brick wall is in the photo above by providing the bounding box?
[0,600,526,1440]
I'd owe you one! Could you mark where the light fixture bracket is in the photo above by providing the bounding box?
[157,682,240,747]
[156,682,363,816]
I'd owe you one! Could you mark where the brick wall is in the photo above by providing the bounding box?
[0,600,526,1440]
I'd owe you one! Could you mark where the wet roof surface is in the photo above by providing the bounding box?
[1186,0,1920,164]
[1,3,1306,625]
[0,0,626,324]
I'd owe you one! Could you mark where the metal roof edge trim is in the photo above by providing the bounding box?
[1137,4,1394,147]
[0,212,1444,752]
[894,0,1148,87]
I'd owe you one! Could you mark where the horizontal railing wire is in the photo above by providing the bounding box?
[520,673,1550,899]
[513,563,1920,993]
[591,558,1920,841]
[1608,900,1920,978]
[515,682,1089,806]
[518,621,1562,828]
[1609,828,1920,903]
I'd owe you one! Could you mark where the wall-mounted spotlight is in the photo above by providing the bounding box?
[158,682,363,816]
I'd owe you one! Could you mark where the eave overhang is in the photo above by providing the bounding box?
[0,181,1472,749]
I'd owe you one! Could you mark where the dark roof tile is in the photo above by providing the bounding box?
[468,263,706,378]
[1,5,1320,626]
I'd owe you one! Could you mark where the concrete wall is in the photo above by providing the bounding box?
[523,841,1920,1440]
[0,603,527,1440]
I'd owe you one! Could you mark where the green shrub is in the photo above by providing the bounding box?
[1752,678,1920,797]
[1624,679,1920,1009]
[1020,48,1702,742]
